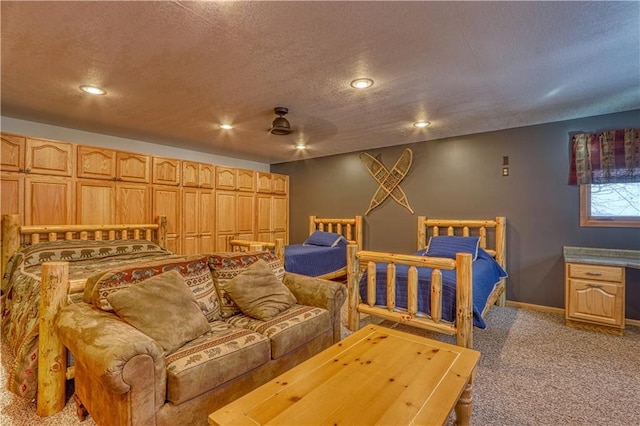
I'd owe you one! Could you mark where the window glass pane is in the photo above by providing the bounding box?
[590,183,640,217]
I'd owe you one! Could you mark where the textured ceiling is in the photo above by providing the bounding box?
[1,1,639,164]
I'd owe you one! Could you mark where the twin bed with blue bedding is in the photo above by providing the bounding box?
[347,216,507,350]
[230,215,363,280]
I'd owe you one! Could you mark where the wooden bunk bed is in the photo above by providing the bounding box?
[347,216,506,350]
[230,215,363,280]
[0,214,169,417]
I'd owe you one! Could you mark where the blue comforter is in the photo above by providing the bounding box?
[359,248,507,328]
[284,242,347,277]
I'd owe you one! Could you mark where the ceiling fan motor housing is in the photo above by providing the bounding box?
[270,107,292,135]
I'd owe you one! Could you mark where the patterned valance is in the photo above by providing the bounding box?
[568,128,640,185]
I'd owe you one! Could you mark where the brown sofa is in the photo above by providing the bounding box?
[56,252,346,426]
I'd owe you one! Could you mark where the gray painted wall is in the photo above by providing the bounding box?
[272,110,640,319]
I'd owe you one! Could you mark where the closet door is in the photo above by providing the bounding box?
[153,186,181,253]
[25,175,74,225]
[76,180,116,225]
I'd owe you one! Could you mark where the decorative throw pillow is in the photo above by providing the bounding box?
[208,251,285,318]
[424,236,480,261]
[106,270,210,353]
[303,231,345,247]
[87,256,220,321]
[224,259,297,321]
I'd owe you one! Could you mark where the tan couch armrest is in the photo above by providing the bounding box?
[56,303,167,400]
[282,272,346,343]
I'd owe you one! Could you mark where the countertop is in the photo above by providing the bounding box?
[563,246,640,269]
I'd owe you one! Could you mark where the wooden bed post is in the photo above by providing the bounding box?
[274,238,285,264]
[1,214,20,279]
[309,215,316,235]
[455,253,473,349]
[37,261,69,417]
[347,244,360,331]
[354,215,363,249]
[157,215,167,249]
[495,216,507,306]
[417,215,426,251]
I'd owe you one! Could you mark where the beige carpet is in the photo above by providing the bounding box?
[2,305,639,425]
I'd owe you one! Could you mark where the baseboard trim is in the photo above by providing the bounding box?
[505,300,640,328]
[505,301,564,315]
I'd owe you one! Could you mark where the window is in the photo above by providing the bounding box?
[580,182,640,227]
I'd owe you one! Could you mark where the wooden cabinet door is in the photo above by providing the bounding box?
[199,189,214,252]
[182,188,200,255]
[237,169,255,192]
[152,157,181,186]
[25,175,74,225]
[153,186,181,253]
[76,180,116,224]
[256,172,272,193]
[77,146,116,180]
[272,195,288,243]
[1,134,25,172]
[1,172,24,219]
[215,191,236,250]
[117,152,150,183]
[567,278,624,327]
[256,194,273,242]
[236,192,255,240]
[25,138,74,176]
[216,166,237,190]
[182,161,200,187]
[272,174,288,195]
[256,194,288,243]
[199,163,215,189]
[116,183,150,224]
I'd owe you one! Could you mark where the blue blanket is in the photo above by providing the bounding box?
[284,242,347,277]
[359,248,507,328]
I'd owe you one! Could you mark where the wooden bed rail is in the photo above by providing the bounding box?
[309,215,363,248]
[228,238,285,264]
[347,244,475,348]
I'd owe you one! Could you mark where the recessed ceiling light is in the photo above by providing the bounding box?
[295,142,307,150]
[413,121,431,128]
[350,78,374,89]
[219,124,233,130]
[79,85,106,95]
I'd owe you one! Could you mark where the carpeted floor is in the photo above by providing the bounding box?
[2,305,639,425]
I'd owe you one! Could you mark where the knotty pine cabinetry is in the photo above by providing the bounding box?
[256,172,289,244]
[182,161,215,255]
[76,146,152,224]
[1,132,289,255]
[214,166,256,250]
[565,262,625,335]
[1,134,75,226]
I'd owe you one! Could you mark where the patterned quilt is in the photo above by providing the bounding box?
[1,239,176,400]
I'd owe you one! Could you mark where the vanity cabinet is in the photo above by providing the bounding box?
[565,262,625,334]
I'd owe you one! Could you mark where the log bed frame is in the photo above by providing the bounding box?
[347,216,506,350]
[0,214,167,417]
[229,215,364,280]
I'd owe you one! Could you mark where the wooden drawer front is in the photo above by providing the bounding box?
[567,263,623,283]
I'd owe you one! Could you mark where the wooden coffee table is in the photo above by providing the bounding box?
[209,324,480,426]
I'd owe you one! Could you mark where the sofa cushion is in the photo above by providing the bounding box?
[224,305,330,359]
[208,251,285,318]
[86,256,221,321]
[225,259,297,321]
[106,270,210,354]
[165,320,270,404]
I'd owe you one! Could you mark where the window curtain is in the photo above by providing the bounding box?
[568,128,640,185]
